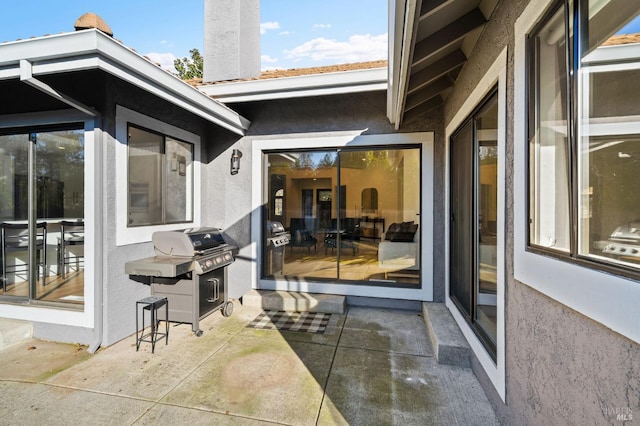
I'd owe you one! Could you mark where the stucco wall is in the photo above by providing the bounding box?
[100,76,241,345]
[209,91,444,300]
[441,0,640,423]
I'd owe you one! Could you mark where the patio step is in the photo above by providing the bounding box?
[422,302,471,367]
[0,318,33,351]
[242,290,346,314]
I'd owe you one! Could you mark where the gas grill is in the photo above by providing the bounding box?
[265,221,290,276]
[601,220,640,260]
[125,227,237,336]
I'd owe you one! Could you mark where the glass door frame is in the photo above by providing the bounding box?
[0,121,85,304]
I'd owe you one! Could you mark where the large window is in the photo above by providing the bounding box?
[0,126,85,305]
[127,124,194,227]
[263,147,421,286]
[528,0,640,273]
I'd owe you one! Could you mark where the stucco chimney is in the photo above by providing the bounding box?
[203,0,260,82]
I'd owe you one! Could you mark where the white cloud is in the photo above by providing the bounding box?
[279,31,293,36]
[160,40,168,45]
[261,21,281,35]
[285,33,388,63]
[145,52,178,72]
[313,23,332,29]
[262,66,286,72]
[261,55,279,63]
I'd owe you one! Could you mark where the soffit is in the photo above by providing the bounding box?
[396,0,498,125]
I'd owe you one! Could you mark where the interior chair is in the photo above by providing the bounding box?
[324,218,360,255]
[288,218,318,252]
[1,222,47,292]
[58,220,84,279]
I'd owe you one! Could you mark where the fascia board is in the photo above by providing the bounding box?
[199,68,388,102]
[92,32,250,132]
[209,82,387,103]
[0,30,250,135]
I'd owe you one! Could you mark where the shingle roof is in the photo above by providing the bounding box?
[602,33,640,46]
[187,60,388,86]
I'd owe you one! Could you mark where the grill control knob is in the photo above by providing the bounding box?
[206,260,213,268]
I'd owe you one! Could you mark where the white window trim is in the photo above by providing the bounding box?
[115,105,201,246]
[514,0,640,344]
[0,110,96,328]
[250,131,434,301]
[445,48,507,401]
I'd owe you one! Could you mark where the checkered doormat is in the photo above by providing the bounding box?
[247,310,331,334]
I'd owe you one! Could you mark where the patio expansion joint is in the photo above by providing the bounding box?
[315,309,347,425]
[336,344,436,359]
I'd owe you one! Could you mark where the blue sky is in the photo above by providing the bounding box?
[0,0,388,72]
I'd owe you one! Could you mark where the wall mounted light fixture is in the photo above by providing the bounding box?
[230,149,243,175]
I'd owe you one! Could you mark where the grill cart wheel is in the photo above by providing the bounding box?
[222,301,234,317]
[195,329,203,337]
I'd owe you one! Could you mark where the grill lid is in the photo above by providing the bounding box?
[267,221,286,236]
[153,227,226,257]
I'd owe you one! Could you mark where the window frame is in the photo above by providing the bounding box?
[250,131,434,302]
[449,86,500,362]
[126,123,194,228]
[526,0,640,281]
[261,145,422,286]
[115,105,201,246]
[514,0,640,345]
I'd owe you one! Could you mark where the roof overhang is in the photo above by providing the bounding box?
[0,30,250,135]
[388,0,498,128]
[198,67,388,103]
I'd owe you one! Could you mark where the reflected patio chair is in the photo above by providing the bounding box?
[58,220,84,279]
[1,222,47,292]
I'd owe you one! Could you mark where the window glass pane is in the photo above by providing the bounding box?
[578,3,640,268]
[0,128,85,305]
[0,134,29,222]
[165,138,193,223]
[265,151,337,280]
[476,95,498,348]
[128,126,163,226]
[35,129,85,304]
[263,147,421,286]
[528,4,571,252]
[0,133,30,298]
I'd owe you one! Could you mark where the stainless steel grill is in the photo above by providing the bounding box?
[601,221,640,259]
[125,227,237,336]
[265,221,290,276]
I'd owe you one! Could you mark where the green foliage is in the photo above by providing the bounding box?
[174,48,203,80]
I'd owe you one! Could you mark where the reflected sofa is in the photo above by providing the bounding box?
[378,222,420,274]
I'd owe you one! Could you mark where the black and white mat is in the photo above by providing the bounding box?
[247,310,331,334]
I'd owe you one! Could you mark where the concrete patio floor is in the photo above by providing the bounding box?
[0,304,498,425]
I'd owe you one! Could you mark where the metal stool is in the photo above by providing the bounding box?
[136,296,169,353]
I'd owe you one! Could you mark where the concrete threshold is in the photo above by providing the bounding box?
[242,289,346,314]
[0,318,33,351]
[422,302,471,367]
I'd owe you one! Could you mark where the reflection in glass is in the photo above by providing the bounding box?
[579,2,640,268]
[264,147,421,286]
[476,96,498,347]
[528,4,571,252]
[127,126,194,227]
[0,128,85,305]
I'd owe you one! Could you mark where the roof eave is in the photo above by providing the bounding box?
[198,67,388,103]
[388,0,419,129]
[0,30,250,135]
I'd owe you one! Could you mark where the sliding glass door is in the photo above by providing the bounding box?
[0,126,85,305]
[263,146,421,286]
[450,89,498,358]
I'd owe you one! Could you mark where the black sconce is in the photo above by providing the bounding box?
[230,149,242,175]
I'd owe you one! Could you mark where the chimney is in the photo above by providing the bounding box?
[74,12,114,37]
[203,0,261,82]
